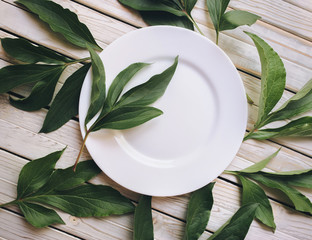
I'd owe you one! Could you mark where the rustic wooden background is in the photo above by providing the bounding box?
[0,0,311,239]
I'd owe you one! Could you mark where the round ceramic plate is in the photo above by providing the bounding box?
[79,26,247,196]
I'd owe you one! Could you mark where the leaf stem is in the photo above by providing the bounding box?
[185,12,205,36]
[66,57,91,66]
[223,170,238,175]
[73,130,90,171]
[216,31,219,45]
[243,128,256,141]
[0,200,18,208]
[246,93,254,105]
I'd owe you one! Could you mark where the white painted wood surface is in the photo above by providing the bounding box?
[0,0,311,239]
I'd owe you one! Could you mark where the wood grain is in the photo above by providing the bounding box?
[0,208,79,240]
[229,0,312,40]
[0,0,311,239]
[0,93,311,238]
[74,0,312,80]
[0,148,310,239]
[0,50,309,157]
[0,1,311,155]
[283,0,312,12]
[1,0,311,93]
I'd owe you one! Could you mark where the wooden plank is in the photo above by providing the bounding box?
[0,1,311,239]
[1,181,134,240]
[0,94,310,204]
[0,55,311,160]
[1,50,310,157]
[0,30,76,65]
[0,149,310,239]
[0,9,311,156]
[0,208,80,240]
[240,71,312,157]
[1,1,311,94]
[0,184,197,240]
[0,0,135,59]
[0,131,310,239]
[192,2,312,70]
[283,0,312,12]
[228,0,312,40]
[0,96,311,234]
[0,30,84,87]
[0,150,209,240]
[73,0,312,76]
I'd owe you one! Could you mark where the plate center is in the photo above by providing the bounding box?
[115,57,218,162]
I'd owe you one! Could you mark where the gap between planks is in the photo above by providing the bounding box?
[0,0,306,94]
[0,149,308,240]
[0,96,311,210]
[0,0,310,238]
[282,0,312,13]
[71,0,312,69]
[0,78,311,238]
[0,152,212,240]
[0,52,310,157]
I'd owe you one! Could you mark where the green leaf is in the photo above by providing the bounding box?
[263,169,312,176]
[89,57,178,132]
[93,62,150,127]
[184,182,215,240]
[206,0,230,43]
[91,106,163,131]
[246,116,312,140]
[248,174,312,214]
[208,203,259,240]
[184,0,198,14]
[34,160,101,195]
[283,174,312,189]
[17,148,65,199]
[206,1,259,43]
[262,78,312,126]
[9,65,65,111]
[105,62,150,109]
[116,56,178,108]
[85,46,106,126]
[133,195,154,240]
[16,0,101,50]
[1,38,71,64]
[18,202,64,228]
[219,10,261,31]
[40,63,91,133]
[260,169,312,189]
[140,11,194,30]
[28,185,135,217]
[245,32,286,129]
[0,64,63,94]
[2,148,134,228]
[246,93,254,104]
[118,0,185,17]
[238,175,276,230]
[118,0,195,30]
[239,149,280,173]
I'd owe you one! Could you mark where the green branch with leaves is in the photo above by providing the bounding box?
[225,149,312,229]
[118,0,312,141]
[244,32,312,140]
[118,0,260,44]
[0,149,134,228]
[74,52,179,169]
[0,0,100,133]
[134,150,312,239]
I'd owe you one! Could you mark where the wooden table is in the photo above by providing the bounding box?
[0,0,311,239]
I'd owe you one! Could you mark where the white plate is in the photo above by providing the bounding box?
[79,26,247,197]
